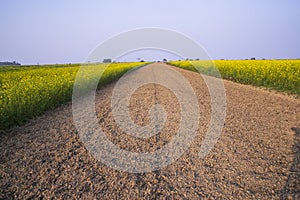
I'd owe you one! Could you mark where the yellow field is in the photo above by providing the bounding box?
[169,60,300,96]
[1,60,299,131]
[0,62,146,130]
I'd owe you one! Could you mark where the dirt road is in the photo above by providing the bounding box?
[1,63,299,199]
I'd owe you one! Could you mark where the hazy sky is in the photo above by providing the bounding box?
[1,0,299,64]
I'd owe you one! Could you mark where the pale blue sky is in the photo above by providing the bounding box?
[0,0,299,64]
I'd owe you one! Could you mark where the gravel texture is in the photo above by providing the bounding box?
[0,63,299,199]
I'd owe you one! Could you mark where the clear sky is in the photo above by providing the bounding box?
[1,0,299,64]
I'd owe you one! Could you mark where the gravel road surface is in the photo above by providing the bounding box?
[1,63,299,199]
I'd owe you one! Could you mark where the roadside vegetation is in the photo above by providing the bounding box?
[169,60,300,96]
[0,62,147,131]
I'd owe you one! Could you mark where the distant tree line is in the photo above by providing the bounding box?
[0,61,21,66]
[102,59,112,63]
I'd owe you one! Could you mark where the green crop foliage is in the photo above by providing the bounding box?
[169,60,300,96]
[0,62,148,131]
